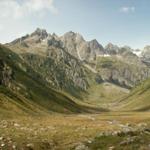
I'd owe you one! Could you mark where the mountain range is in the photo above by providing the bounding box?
[0,28,150,116]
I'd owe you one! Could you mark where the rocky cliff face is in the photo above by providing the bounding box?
[96,57,150,88]
[95,46,150,88]
[142,46,150,59]
[60,31,90,60]
[8,31,89,96]
[60,32,105,61]
[88,39,105,60]
[0,59,13,87]
[22,37,88,93]
[141,46,150,66]
[105,43,120,55]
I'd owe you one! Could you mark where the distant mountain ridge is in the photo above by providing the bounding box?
[7,28,148,60]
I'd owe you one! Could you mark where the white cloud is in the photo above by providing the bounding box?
[120,6,135,13]
[0,0,58,19]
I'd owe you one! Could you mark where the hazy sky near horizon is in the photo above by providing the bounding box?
[0,0,150,49]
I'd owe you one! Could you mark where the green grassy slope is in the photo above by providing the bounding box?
[74,66,129,110]
[0,86,50,118]
[116,78,150,111]
[0,44,104,116]
[80,81,129,109]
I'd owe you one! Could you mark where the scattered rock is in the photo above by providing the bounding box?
[0,137,3,141]
[87,140,92,144]
[26,143,34,150]
[108,146,115,150]
[1,143,5,147]
[14,123,20,127]
[12,145,16,149]
[75,143,89,150]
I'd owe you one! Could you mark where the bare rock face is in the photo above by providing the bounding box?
[60,31,89,60]
[98,64,150,88]
[46,36,89,91]
[24,28,48,45]
[88,39,105,55]
[95,45,150,88]
[31,28,48,39]
[141,46,150,66]
[61,32,105,61]
[105,43,120,55]
[142,46,150,58]
[7,29,89,95]
[21,36,89,96]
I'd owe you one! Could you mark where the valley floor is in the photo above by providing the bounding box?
[0,112,150,150]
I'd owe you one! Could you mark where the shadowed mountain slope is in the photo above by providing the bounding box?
[0,44,106,116]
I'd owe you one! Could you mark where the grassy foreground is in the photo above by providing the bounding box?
[0,112,150,150]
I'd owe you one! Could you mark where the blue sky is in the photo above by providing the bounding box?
[0,0,150,49]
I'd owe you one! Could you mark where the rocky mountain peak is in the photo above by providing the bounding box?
[62,31,84,42]
[143,45,150,54]
[141,46,150,65]
[143,46,150,56]
[119,46,133,54]
[88,39,105,56]
[106,42,114,47]
[63,31,76,37]
[52,33,59,39]
[122,46,132,51]
[89,39,99,44]
[7,29,147,65]
[89,39,103,49]
[31,28,48,39]
[47,35,63,48]
[75,33,85,42]
[105,43,118,49]
[105,43,119,55]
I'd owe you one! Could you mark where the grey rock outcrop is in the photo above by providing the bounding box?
[61,32,105,61]
[105,43,120,55]
[88,39,105,60]
[141,46,150,66]
[60,31,90,60]
[21,36,89,95]
[0,59,13,87]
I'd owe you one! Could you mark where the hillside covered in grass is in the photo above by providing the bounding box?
[116,78,150,111]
